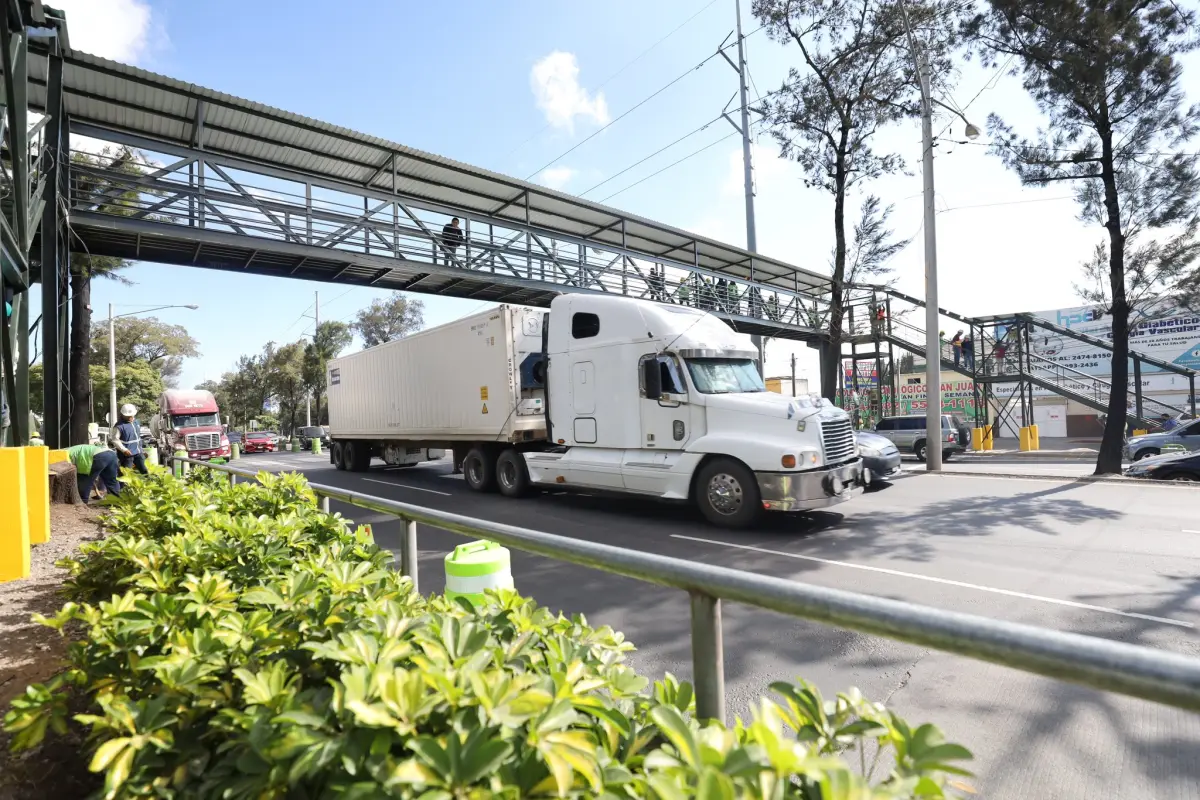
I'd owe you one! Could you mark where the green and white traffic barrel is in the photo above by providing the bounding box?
[444,540,514,607]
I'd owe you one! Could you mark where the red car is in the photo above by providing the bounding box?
[242,432,277,453]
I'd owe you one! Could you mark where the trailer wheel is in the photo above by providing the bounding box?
[332,442,346,471]
[695,458,761,529]
[344,441,371,472]
[463,447,497,492]
[496,449,531,498]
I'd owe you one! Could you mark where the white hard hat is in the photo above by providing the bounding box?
[120,403,138,417]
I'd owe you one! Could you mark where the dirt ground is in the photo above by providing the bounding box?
[0,504,105,800]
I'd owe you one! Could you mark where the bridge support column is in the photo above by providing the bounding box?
[40,52,67,448]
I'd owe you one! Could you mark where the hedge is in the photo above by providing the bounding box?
[4,467,973,799]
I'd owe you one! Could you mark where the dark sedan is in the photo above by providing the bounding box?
[1124,450,1200,482]
[856,430,902,487]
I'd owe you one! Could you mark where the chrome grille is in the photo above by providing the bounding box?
[186,432,221,451]
[820,418,857,464]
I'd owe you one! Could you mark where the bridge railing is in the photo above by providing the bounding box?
[68,136,827,334]
[172,455,1200,722]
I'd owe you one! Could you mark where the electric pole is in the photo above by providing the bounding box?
[900,3,942,472]
[725,0,764,374]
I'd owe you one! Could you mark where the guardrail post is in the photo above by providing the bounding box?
[402,518,419,593]
[689,591,725,723]
[321,496,330,513]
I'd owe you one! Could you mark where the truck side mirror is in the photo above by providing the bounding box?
[642,359,662,400]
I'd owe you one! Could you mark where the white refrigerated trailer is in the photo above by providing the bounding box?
[327,294,866,528]
[326,305,547,469]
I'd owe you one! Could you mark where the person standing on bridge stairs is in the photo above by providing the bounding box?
[440,217,465,265]
[962,334,975,371]
[951,330,964,368]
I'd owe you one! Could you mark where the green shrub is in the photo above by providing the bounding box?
[5,468,972,799]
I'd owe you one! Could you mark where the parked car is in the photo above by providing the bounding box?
[872,414,966,462]
[226,430,243,446]
[1124,449,1200,481]
[264,431,281,447]
[856,430,901,486]
[298,425,329,449]
[1124,418,1200,461]
[242,431,277,453]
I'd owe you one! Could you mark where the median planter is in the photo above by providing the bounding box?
[4,467,971,799]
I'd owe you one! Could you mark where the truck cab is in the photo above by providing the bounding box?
[150,389,230,462]
[504,294,865,527]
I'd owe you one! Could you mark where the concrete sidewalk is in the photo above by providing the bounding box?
[967,437,1099,459]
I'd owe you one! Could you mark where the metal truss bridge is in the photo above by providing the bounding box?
[0,3,837,448]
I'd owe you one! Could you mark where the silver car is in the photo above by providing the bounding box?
[873,414,967,462]
[1124,418,1200,461]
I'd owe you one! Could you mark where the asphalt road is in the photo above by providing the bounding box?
[239,449,1200,799]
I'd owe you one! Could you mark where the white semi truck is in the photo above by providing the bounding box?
[326,294,866,527]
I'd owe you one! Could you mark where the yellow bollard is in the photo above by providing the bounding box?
[971,427,984,451]
[23,446,50,545]
[48,448,68,465]
[1132,428,1149,436]
[1030,424,1040,450]
[982,425,994,451]
[0,448,31,582]
[1018,426,1032,451]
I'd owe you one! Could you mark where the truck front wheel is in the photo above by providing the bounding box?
[496,449,530,498]
[463,447,497,492]
[695,458,761,528]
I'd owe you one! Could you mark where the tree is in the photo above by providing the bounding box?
[92,316,200,387]
[969,0,1200,474]
[752,0,955,400]
[352,294,424,348]
[266,342,308,435]
[89,360,163,424]
[303,320,352,423]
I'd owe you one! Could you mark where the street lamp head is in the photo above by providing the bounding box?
[184,304,199,310]
[964,122,982,141]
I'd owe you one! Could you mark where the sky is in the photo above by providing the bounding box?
[54,0,1200,390]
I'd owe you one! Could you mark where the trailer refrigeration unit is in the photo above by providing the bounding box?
[327,294,866,528]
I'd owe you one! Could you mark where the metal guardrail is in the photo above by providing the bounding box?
[171,456,1200,721]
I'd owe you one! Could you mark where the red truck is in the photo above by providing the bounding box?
[149,389,231,462]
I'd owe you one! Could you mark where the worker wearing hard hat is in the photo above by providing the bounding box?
[113,402,148,475]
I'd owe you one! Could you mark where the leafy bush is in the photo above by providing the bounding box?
[5,468,972,799]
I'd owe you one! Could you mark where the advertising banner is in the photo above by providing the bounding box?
[996,303,1200,376]
[887,379,979,416]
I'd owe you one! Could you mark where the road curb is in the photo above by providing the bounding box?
[913,470,1200,486]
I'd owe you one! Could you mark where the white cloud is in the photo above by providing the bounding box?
[54,0,153,64]
[538,166,576,190]
[530,52,609,132]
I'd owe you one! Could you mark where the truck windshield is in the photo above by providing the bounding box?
[171,412,219,428]
[685,358,765,394]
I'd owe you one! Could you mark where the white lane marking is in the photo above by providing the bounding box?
[440,474,465,480]
[672,535,1194,629]
[362,478,451,496]
[1184,529,1200,534]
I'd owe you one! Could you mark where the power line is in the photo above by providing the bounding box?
[526,26,766,181]
[599,130,742,203]
[580,73,799,200]
[504,0,722,159]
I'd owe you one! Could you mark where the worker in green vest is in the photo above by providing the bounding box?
[67,443,122,503]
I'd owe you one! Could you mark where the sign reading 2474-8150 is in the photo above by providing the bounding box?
[998,303,1200,391]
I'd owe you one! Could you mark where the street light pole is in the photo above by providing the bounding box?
[732,0,764,374]
[108,303,118,436]
[915,51,943,472]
